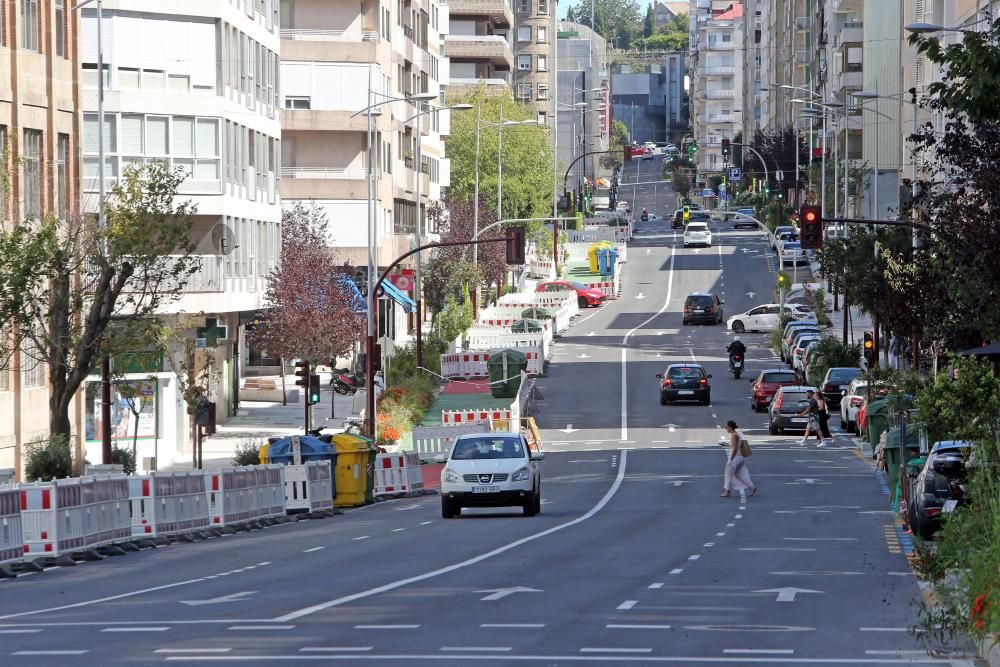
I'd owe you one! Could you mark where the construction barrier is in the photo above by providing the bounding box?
[403,452,424,492]
[206,465,285,527]
[130,471,211,539]
[440,347,544,379]
[0,487,23,569]
[466,329,550,359]
[284,461,333,512]
[410,424,489,457]
[374,452,426,497]
[21,475,131,559]
[527,257,556,279]
[442,406,516,426]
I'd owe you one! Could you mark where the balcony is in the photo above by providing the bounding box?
[702,65,735,76]
[449,76,511,88]
[838,23,863,45]
[280,29,379,63]
[707,89,735,99]
[280,167,368,199]
[707,41,734,50]
[282,110,370,132]
[448,0,513,28]
[172,255,223,293]
[707,114,736,124]
[445,35,513,70]
[794,16,810,31]
[794,50,810,65]
[836,69,863,90]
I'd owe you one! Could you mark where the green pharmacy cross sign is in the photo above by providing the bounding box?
[196,317,229,348]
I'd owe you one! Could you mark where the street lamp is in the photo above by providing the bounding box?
[903,17,990,34]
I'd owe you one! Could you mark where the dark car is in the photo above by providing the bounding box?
[819,367,862,408]
[750,369,799,412]
[768,385,817,434]
[672,210,684,229]
[908,441,972,539]
[683,293,724,325]
[657,364,712,405]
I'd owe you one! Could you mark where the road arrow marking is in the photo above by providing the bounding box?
[745,291,757,299]
[754,587,823,603]
[476,587,543,602]
[670,481,689,487]
[181,591,256,606]
[635,293,646,300]
[577,354,591,359]
[560,424,578,434]
[646,249,651,254]
[787,478,828,485]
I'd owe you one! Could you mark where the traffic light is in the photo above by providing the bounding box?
[863,331,876,367]
[799,204,823,249]
[721,138,730,160]
[294,360,310,395]
[688,143,697,155]
[682,206,690,223]
[506,226,526,265]
[307,374,321,405]
[777,272,787,290]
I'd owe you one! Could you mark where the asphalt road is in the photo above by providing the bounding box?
[0,177,974,665]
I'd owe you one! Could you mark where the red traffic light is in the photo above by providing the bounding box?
[799,205,823,250]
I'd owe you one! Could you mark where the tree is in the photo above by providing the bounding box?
[671,170,691,197]
[0,161,199,443]
[569,0,643,49]
[642,5,655,38]
[602,119,630,170]
[247,203,364,372]
[566,6,576,22]
[749,127,807,196]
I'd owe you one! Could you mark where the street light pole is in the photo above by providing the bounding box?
[365,78,378,442]
[413,104,423,370]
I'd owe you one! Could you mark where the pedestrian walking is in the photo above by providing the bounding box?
[720,420,756,497]
[795,389,827,447]
[815,392,833,443]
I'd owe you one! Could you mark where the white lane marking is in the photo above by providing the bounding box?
[739,548,817,552]
[724,649,795,655]
[354,625,421,630]
[727,523,736,527]
[688,554,701,561]
[669,569,684,575]
[303,547,325,553]
[649,583,664,589]
[704,543,715,548]
[101,627,170,632]
[0,577,207,620]
[0,629,42,634]
[480,624,546,629]
[617,600,638,611]
[607,624,672,630]
[581,648,653,654]
[392,528,406,532]
[159,652,956,663]
[420,521,433,526]
[353,536,370,541]
[155,649,233,654]
[273,451,630,623]
[621,245,676,441]
[228,626,295,631]
[301,648,374,653]
[739,506,746,510]
[441,647,512,652]
[783,537,859,542]
[12,650,89,656]
[716,532,726,537]
[735,514,743,519]
[859,627,912,632]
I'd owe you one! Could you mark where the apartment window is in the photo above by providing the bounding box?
[169,75,190,92]
[518,55,532,71]
[21,337,45,389]
[119,68,140,89]
[56,134,69,219]
[55,0,66,57]
[22,129,42,220]
[142,70,166,90]
[537,0,547,14]
[846,47,863,71]
[516,83,531,100]
[284,96,310,109]
[518,26,531,42]
[537,84,548,100]
[722,33,731,42]
[537,112,546,126]
[0,0,4,46]
[21,0,39,51]
[519,0,529,11]
[537,27,547,42]
[280,0,293,28]
[537,55,547,71]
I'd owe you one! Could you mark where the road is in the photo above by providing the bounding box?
[0,174,970,665]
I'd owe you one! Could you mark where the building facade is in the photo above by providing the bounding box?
[555,22,609,191]
[447,0,513,93]
[610,54,686,147]
[0,0,82,476]
[513,0,555,125]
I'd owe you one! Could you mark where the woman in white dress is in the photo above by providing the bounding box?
[721,420,756,497]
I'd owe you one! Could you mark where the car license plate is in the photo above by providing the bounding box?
[694,309,705,313]
[679,390,694,395]
[942,499,958,513]
[792,418,808,423]
[471,486,500,494]
[733,361,742,368]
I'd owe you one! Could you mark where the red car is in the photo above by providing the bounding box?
[749,369,799,412]
[536,280,607,308]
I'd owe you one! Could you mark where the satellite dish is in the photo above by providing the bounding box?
[211,223,237,255]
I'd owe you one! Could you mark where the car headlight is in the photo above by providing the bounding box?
[443,468,461,483]
[512,467,530,482]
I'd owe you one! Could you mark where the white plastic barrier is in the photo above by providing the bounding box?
[205,465,285,527]
[283,461,333,512]
[410,424,488,457]
[21,475,130,559]
[527,257,556,279]
[441,348,544,377]
[130,471,211,539]
[0,487,23,568]
[374,452,426,497]
[466,329,550,360]
[403,452,424,493]
[478,306,570,335]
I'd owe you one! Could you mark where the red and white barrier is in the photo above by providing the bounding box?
[205,465,285,528]
[442,407,515,426]
[441,348,544,379]
[0,487,23,570]
[410,424,488,457]
[374,452,426,497]
[466,329,550,360]
[129,471,210,539]
[283,461,333,513]
[403,452,424,493]
[21,475,131,558]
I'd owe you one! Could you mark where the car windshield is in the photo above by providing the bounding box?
[569,281,589,290]
[827,369,861,382]
[763,372,797,383]
[668,367,704,379]
[687,295,713,307]
[451,437,525,460]
[687,224,708,232]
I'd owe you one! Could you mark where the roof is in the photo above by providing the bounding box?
[714,3,744,20]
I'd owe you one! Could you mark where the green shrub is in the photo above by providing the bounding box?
[805,336,861,385]
[232,439,263,466]
[769,313,797,353]
[111,446,137,475]
[24,435,73,481]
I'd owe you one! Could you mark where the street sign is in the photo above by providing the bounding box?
[730,168,741,180]
[701,188,714,197]
[776,170,784,181]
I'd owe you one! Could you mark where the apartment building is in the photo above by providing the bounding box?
[280,0,451,349]
[447,0,514,92]
[0,0,81,476]
[78,0,281,470]
[513,0,555,125]
[556,22,609,189]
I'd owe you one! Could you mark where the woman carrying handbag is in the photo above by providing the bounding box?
[720,420,757,497]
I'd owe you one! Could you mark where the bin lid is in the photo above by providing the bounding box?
[521,307,551,320]
[331,432,375,452]
[267,435,333,461]
[510,319,543,333]
[487,348,527,367]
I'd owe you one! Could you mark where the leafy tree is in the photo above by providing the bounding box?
[0,161,199,444]
[602,119,630,170]
[749,127,807,197]
[569,0,643,49]
[566,6,576,22]
[671,170,691,198]
[806,337,861,387]
[910,21,1000,123]
[642,5,655,37]
[634,32,688,51]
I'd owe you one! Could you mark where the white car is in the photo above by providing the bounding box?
[790,334,823,371]
[616,201,630,213]
[779,241,810,266]
[683,222,712,247]
[727,303,814,334]
[440,433,544,518]
[840,379,868,433]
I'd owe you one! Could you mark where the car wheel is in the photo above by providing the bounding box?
[522,489,538,516]
[732,321,745,334]
[702,394,711,405]
[441,497,459,519]
[533,488,542,514]
[768,421,778,435]
[577,296,588,309]
[660,392,669,406]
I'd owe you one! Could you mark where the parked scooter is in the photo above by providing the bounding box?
[333,370,365,395]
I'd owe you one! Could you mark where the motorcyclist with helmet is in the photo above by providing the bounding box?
[727,336,747,378]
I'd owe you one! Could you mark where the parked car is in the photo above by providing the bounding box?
[657,363,712,405]
[440,432,545,518]
[616,201,630,213]
[771,225,798,249]
[781,323,821,362]
[839,379,868,433]
[768,385,818,434]
[641,147,656,160]
[779,241,810,266]
[733,208,757,229]
[750,369,799,412]
[908,441,972,539]
[536,280,607,308]
[819,367,863,408]
[683,293,724,325]
[728,303,813,334]
[790,333,823,372]
[683,222,713,247]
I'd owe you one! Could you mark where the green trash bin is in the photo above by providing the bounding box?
[865,398,891,450]
[521,307,552,321]
[487,348,527,398]
[881,425,922,504]
[511,318,543,333]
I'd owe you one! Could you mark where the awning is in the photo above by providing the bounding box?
[338,275,367,313]
[378,279,417,314]
[960,342,1000,361]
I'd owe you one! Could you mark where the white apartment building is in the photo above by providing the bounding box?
[80,0,281,470]
[279,0,451,351]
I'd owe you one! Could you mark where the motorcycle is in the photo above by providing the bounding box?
[641,210,649,222]
[333,371,365,395]
[729,354,744,379]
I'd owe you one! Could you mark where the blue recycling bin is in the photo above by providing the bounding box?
[607,248,620,274]
[596,248,613,276]
[264,435,335,465]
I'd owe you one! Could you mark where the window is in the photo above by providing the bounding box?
[537,84,548,100]
[119,68,140,89]
[516,83,531,100]
[56,134,69,219]
[722,33,731,42]
[145,116,169,156]
[537,55,547,71]
[537,111,546,126]
[55,0,66,57]
[517,55,531,71]
[169,75,190,92]
[22,129,42,220]
[519,0,529,11]
[537,0,547,14]
[517,26,531,41]
[142,70,165,90]
[284,96,310,109]
[20,337,45,389]
[537,27,547,42]
[21,0,39,51]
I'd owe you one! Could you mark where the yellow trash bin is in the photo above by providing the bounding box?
[330,433,376,507]
[258,442,271,464]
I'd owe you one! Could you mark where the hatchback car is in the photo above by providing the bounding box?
[733,208,757,229]
[672,209,685,229]
[683,293,724,325]
[683,222,712,247]
[908,441,972,539]
[657,364,711,405]
[771,225,798,249]
[790,333,823,371]
[440,433,545,518]
[780,241,810,266]
[536,280,606,308]
[839,379,868,432]
[727,303,811,334]
[768,386,818,434]
[781,322,821,361]
[750,369,799,412]
[819,367,862,408]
